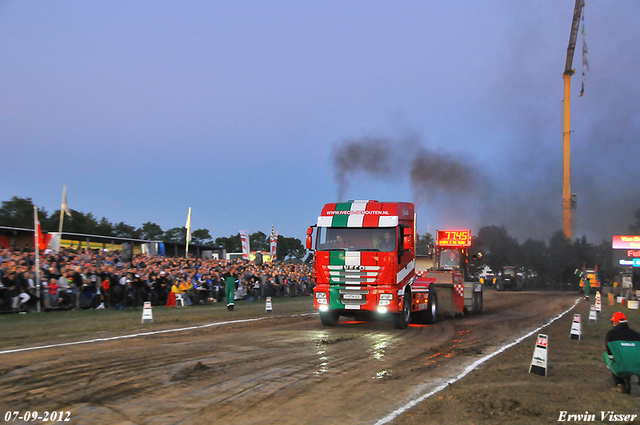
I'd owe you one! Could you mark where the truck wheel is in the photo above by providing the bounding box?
[426,292,438,324]
[516,280,523,291]
[320,310,339,326]
[393,294,411,329]
[495,281,503,291]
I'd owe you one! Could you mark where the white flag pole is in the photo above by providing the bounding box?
[185,207,192,258]
[34,206,41,313]
[58,185,71,234]
[58,186,65,234]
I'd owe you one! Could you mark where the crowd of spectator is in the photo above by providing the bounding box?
[0,246,314,313]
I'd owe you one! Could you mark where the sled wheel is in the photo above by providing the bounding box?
[426,292,438,324]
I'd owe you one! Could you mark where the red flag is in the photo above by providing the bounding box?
[166,292,176,307]
[35,217,52,251]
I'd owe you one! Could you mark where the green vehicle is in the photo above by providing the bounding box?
[495,266,523,291]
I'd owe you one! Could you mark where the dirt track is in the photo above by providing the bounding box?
[0,291,583,424]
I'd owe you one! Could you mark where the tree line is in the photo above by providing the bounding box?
[0,196,306,261]
[469,225,618,288]
[2,196,639,275]
[413,207,640,287]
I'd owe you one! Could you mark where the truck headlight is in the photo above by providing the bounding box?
[315,292,327,299]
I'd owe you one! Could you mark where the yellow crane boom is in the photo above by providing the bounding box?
[562,0,584,240]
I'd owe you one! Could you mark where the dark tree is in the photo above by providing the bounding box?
[165,227,187,242]
[191,228,213,245]
[475,225,520,274]
[141,222,164,240]
[250,231,269,251]
[547,230,575,288]
[520,238,548,284]
[415,232,434,256]
[275,235,306,261]
[112,222,141,239]
[0,196,48,229]
[64,211,101,234]
[215,234,241,253]
[95,217,115,236]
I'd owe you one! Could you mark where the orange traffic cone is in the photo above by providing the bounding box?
[166,292,176,307]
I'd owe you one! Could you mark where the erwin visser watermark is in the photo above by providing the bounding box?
[557,411,638,422]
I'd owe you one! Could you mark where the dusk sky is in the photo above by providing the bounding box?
[1,1,639,244]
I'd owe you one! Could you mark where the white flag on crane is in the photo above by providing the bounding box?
[580,7,589,97]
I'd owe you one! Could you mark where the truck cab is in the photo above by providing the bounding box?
[307,200,418,328]
[307,201,483,328]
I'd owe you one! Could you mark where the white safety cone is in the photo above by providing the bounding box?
[266,296,273,313]
[570,314,581,340]
[529,333,548,377]
[589,305,597,322]
[141,301,153,324]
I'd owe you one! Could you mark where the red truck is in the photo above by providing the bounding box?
[306,200,483,328]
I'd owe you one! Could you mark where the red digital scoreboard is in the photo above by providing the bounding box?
[436,230,472,247]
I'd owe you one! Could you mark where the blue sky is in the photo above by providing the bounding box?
[1,1,639,243]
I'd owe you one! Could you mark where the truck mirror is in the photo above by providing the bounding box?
[306,227,313,250]
[402,227,413,251]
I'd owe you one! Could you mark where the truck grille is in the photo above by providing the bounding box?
[339,289,369,306]
[322,265,382,286]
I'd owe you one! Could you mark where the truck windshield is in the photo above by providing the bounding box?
[439,249,461,269]
[316,227,396,252]
[503,268,516,276]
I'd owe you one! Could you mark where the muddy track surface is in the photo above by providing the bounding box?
[0,291,579,425]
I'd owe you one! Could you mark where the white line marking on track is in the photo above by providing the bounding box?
[0,312,319,356]
[0,317,269,355]
[373,297,582,425]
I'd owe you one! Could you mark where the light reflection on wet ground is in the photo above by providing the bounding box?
[424,329,470,362]
[367,332,393,361]
[308,330,331,375]
[305,322,471,381]
[375,369,392,379]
